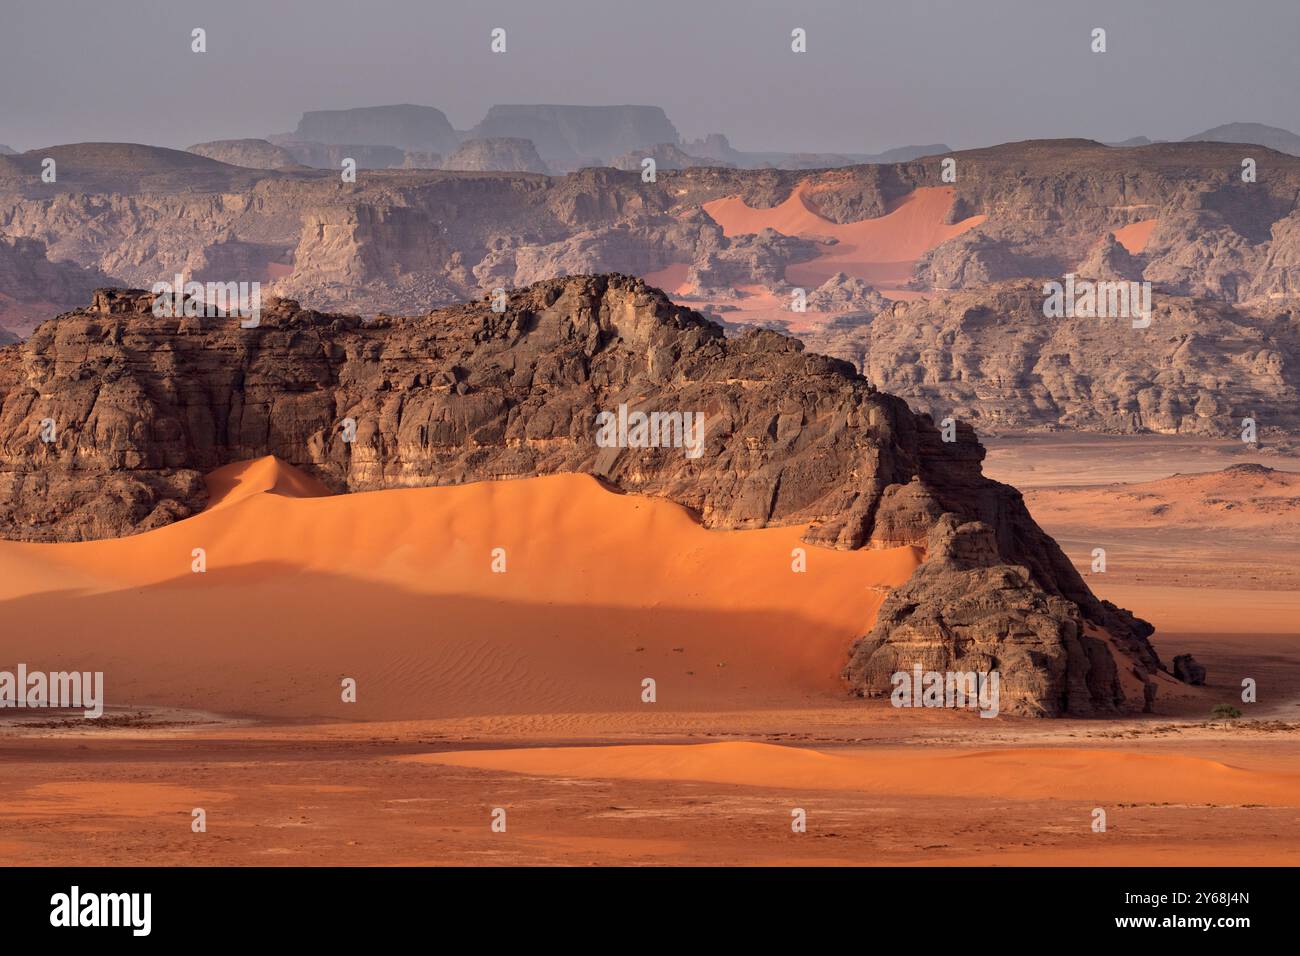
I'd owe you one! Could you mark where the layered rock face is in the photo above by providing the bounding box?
[0,274,1164,714]
[844,515,1157,717]
[802,280,1300,437]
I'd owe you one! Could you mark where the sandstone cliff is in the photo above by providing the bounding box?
[0,274,1165,715]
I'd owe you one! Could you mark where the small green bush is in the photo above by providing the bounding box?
[1211,704,1242,720]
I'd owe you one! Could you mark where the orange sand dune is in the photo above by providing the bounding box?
[413,740,1300,806]
[1112,219,1157,254]
[203,456,332,510]
[702,185,986,292]
[641,263,693,297]
[0,458,920,720]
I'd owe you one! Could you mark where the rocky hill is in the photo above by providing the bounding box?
[0,274,1168,715]
[443,137,549,174]
[187,138,303,170]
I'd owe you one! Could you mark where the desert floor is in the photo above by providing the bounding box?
[0,436,1296,866]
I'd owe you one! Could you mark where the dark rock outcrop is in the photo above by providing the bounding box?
[1172,653,1207,685]
[0,274,1166,714]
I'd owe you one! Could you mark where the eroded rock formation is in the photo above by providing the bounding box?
[802,280,1300,438]
[0,274,1167,714]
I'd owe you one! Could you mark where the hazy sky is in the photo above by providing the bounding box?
[2,0,1296,153]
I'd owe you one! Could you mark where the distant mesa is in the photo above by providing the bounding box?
[174,100,951,175]
[1184,122,1300,156]
[291,103,460,154]
[0,144,15,156]
[469,104,681,173]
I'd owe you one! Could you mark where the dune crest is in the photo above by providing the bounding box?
[204,456,333,510]
[0,463,921,719]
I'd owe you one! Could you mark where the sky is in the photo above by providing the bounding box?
[1,0,1297,153]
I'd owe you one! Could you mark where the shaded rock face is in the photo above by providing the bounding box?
[805,273,888,314]
[1077,233,1144,281]
[1172,654,1207,686]
[0,234,114,335]
[444,138,549,174]
[292,104,459,154]
[0,274,1164,714]
[844,515,1155,717]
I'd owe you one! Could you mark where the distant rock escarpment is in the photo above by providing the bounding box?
[613,143,734,172]
[290,104,460,154]
[1185,122,1300,157]
[0,274,1166,715]
[469,104,681,172]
